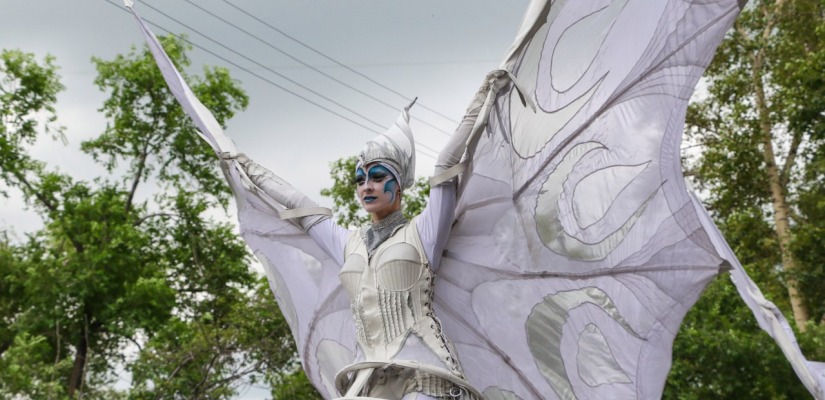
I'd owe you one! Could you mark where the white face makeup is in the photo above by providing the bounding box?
[356,163,401,220]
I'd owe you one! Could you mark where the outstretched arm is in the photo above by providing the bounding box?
[124,3,351,266]
[230,153,328,231]
[417,71,509,269]
[431,70,508,184]
[228,154,350,265]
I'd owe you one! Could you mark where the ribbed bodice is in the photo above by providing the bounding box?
[339,220,461,374]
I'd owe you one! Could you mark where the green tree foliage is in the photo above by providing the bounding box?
[665,0,825,398]
[0,40,315,398]
[320,156,430,228]
[684,0,825,328]
[269,367,322,400]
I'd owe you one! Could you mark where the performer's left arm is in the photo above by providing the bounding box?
[416,184,457,270]
[416,77,489,269]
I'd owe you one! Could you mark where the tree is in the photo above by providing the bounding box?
[0,48,71,397]
[683,0,825,332]
[0,39,311,398]
[665,0,825,397]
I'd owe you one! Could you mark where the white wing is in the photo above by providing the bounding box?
[436,0,824,398]
[125,7,355,397]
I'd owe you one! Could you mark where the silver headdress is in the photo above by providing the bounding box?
[357,100,416,190]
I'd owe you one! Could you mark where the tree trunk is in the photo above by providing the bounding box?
[752,53,810,332]
[67,327,88,397]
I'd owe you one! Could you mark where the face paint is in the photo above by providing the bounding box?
[356,167,366,186]
[355,165,394,186]
[383,178,398,204]
[356,163,401,218]
[364,165,398,204]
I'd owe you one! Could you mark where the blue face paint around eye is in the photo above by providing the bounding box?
[356,167,366,184]
[383,178,398,203]
[365,165,398,203]
[367,165,392,180]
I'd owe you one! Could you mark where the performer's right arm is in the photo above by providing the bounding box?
[232,154,350,265]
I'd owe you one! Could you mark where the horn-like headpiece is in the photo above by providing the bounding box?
[356,99,416,190]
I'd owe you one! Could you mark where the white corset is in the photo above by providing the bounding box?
[337,218,468,397]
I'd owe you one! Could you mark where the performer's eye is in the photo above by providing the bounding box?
[367,165,391,182]
[355,168,366,185]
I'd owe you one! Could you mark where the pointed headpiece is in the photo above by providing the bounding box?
[356,100,416,190]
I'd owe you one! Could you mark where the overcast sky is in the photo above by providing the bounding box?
[0,0,529,239]
[0,0,528,396]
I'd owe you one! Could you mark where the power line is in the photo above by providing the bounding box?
[412,140,440,159]
[184,0,454,137]
[105,0,381,135]
[140,1,390,131]
[105,0,442,160]
[143,2,442,159]
[221,0,460,125]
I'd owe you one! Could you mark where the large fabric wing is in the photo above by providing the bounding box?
[438,0,824,399]
[125,6,354,397]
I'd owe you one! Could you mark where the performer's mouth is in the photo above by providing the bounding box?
[363,196,377,203]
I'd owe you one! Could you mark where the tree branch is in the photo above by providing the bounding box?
[126,139,152,214]
[134,212,178,227]
[193,351,221,396]
[12,169,57,213]
[683,169,701,178]
[153,353,195,400]
[11,169,85,254]
[49,318,61,399]
[780,129,803,187]
[125,335,144,353]
[203,359,267,392]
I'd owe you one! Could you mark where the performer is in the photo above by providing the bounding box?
[224,72,505,399]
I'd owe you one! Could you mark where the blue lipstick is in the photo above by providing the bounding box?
[364,196,377,203]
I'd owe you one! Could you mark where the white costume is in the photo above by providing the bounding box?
[126,1,825,399]
[239,84,495,398]
[338,216,463,397]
